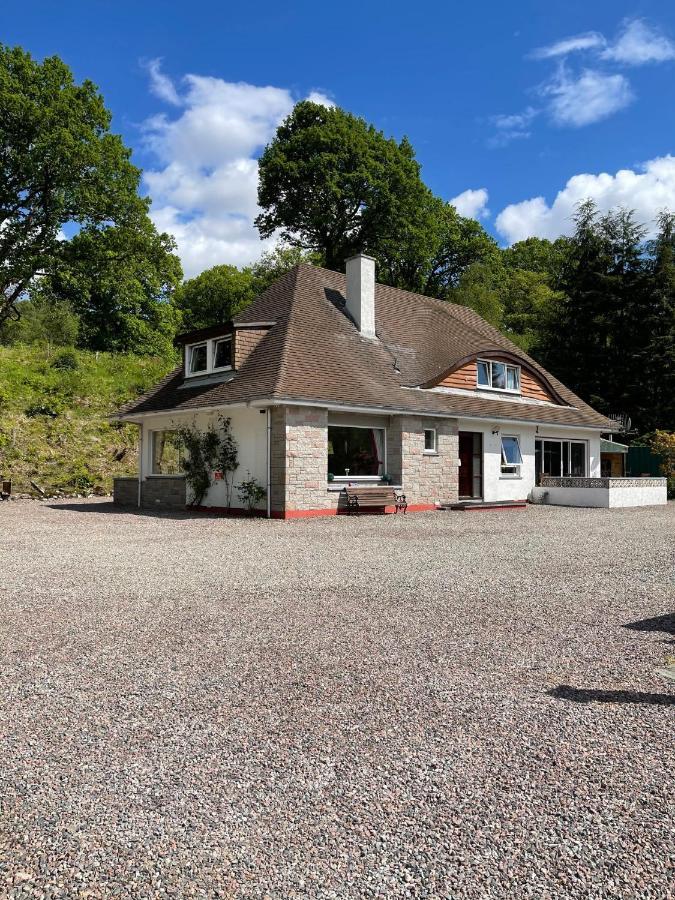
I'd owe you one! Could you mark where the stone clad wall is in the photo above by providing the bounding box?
[113,475,187,509]
[393,416,459,506]
[142,476,186,509]
[113,477,138,507]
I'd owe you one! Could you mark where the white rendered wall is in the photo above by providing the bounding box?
[456,420,602,503]
[533,483,666,508]
[139,407,268,508]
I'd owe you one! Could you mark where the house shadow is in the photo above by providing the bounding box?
[549,685,675,707]
[46,502,207,521]
[623,612,675,636]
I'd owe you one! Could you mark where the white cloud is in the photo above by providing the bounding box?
[141,62,331,277]
[488,106,538,147]
[495,155,675,244]
[541,66,633,127]
[306,90,335,107]
[602,18,675,65]
[449,188,490,219]
[532,32,605,60]
[144,58,182,106]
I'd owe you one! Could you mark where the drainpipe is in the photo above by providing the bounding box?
[266,407,272,518]
[137,423,143,508]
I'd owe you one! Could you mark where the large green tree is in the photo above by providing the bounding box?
[0,45,151,326]
[0,43,182,356]
[175,264,256,332]
[37,213,183,355]
[256,101,430,274]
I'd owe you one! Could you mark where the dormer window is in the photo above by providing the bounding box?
[213,337,233,371]
[477,359,520,393]
[189,343,208,375]
[185,335,233,378]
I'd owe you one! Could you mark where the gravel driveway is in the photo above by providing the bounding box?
[1,499,673,898]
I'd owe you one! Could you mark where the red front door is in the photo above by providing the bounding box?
[458,431,482,499]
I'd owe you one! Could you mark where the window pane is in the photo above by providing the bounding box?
[506,367,520,391]
[477,361,490,386]
[491,362,506,389]
[190,344,207,373]
[214,338,232,369]
[327,426,384,477]
[501,436,522,465]
[424,429,435,451]
[542,440,561,476]
[570,442,585,476]
[152,431,183,474]
[562,441,570,476]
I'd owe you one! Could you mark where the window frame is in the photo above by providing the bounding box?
[423,428,437,454]
[535,438,588,478]
[500,434,523,478]
[212,336,233,372]
[150,429,184,476]
[185,335,234,378]
[477,358,521,394]
[327,424,387,482]
[187,342,209,376]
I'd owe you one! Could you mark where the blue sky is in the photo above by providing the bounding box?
[7,1,675,276]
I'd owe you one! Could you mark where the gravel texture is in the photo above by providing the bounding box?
[1,499,673,898]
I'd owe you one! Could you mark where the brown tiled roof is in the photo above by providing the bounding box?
[118,264,611,429]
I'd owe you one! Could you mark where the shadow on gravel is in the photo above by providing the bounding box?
[46,502,196,520]
[623,612,675,635]
[549,685,675,706]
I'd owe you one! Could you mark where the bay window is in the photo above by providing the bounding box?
[477,359,520,393]
[328,426,385,479]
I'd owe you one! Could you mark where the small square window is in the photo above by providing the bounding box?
[213,337,232,370]
[424,428,437,453]
[189,343,208,374]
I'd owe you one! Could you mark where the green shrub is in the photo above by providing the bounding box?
[51,349,79,370]
[25,402,59,419]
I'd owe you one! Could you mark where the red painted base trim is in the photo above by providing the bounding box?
[273,502,438,520]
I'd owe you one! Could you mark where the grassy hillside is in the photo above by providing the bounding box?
[0,345,175,495]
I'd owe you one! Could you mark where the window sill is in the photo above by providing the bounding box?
[499,475,523,480]
[327,483,402,492]
[422,450,438,456]
[477,386,521,396]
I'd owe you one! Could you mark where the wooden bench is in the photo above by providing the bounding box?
[342,486,407,514]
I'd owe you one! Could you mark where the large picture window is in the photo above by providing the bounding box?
[151,430,183,475]
[328,426,384,479]
[535,439,587,478]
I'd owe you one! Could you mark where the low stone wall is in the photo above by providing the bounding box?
[534,476,667,508]
[142,476,186,510]
[113,477,138,507]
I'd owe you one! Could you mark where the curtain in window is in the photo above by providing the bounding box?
[372,429,385,474]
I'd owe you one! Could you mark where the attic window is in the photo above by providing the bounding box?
[189,343,208,375]
[185,336,233,378]
[213,337,233,370]
[477,359,520,393]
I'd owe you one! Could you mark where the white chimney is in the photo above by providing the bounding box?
[345,253,376,339]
